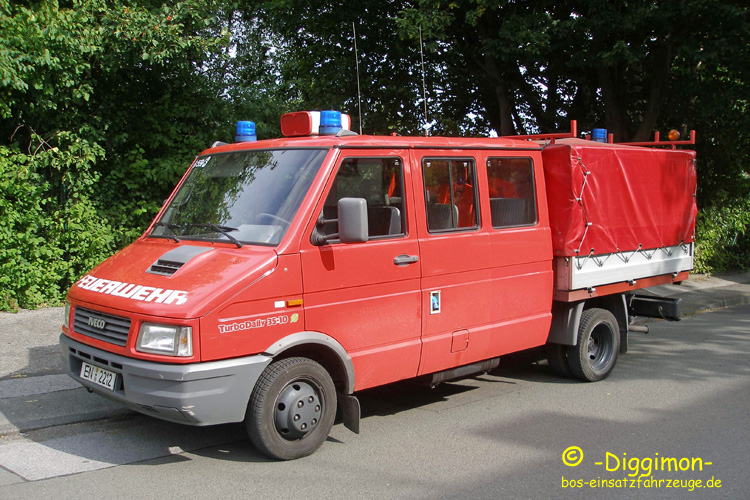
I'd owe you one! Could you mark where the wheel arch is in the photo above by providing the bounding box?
[549,294,629,353]
[263,332,355,394]
[567,307,621,381]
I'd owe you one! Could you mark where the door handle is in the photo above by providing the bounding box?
[393,254,419,266]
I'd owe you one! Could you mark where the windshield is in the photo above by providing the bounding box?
[151,149,327,246]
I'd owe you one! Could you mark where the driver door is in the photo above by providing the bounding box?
[300,150,422,391]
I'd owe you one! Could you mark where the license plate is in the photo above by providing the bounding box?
[80,362,117,391]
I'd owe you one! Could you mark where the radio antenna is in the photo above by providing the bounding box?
[352,21,363,135]
[419,27,430,137]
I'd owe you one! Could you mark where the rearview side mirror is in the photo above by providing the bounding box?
[338,198,368,243]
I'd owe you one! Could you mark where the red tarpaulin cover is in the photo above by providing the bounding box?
[542,139,697,257]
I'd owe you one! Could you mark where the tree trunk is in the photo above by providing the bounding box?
[482,53,516,135]
[633,41,674,142]
[598,65,629,141]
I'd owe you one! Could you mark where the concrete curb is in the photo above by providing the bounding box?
[688,293,750,315]
[640,271,750,317]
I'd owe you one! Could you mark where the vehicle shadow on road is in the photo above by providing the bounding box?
[488,306,750,386]
[0,345,581,475]
[4,344,66,379]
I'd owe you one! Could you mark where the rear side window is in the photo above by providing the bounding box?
[486,157,536,228]
[319,157,406,240]
[423,158,479,232]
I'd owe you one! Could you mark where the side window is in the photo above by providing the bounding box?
[423,158,479,232]
[320,157,405,240]
[486,157,536,228]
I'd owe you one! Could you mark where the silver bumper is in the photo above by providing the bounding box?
[60,334,271,426]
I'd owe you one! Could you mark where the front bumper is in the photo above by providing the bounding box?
[60,334,272,426]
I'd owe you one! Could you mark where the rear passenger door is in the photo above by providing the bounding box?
[300,150,422,391]
[484,155,553,354]
[412,153,493,375]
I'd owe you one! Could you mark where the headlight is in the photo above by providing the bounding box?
[136,323,193,357]
[63,301,71,329]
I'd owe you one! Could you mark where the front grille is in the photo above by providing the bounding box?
[73,307,131,346]
[148,259,183,276]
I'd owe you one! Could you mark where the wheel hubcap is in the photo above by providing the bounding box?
[274,381,322,440]
[587,335,601,359]
[587,325,612,371]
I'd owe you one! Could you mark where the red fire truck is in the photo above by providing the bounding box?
[60,111,697,459]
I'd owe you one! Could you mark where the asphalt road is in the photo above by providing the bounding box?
[1,304,748,499]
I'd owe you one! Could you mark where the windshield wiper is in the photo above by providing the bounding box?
[153,222,181,242]
[184,223,243,248]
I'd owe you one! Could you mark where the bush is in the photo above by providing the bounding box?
[0,135,115,312]
[694,197,750,274]
[0,0,232,312]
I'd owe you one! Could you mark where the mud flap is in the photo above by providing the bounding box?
[337,392,360,434]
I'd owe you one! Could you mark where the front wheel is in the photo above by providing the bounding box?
[246,357,337,460]
[567,308,620,382]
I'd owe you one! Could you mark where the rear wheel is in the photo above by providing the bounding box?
[246,357,337,460]
[567,308,620,382]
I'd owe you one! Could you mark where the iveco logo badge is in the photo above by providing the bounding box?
[88,317,106,330]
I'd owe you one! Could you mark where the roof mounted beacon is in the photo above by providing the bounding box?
[280,110,352,137]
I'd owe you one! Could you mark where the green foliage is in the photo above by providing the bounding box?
[0,135,113,311]
[245,0,446,135]
[1,0,749,311]
[694,197,750,274]
[0,0,247,310]
[0,146,59,311]
[251,0,750,270]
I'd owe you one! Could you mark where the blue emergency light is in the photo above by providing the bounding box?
[592,128,607,143]
[236,121,257,142]
[319,110,342,135]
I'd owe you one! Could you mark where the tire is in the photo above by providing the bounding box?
[567,308,620,382]
[545,343,572,378]
[246,357,337,460]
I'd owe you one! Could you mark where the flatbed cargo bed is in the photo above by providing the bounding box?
[542,139,697,299]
